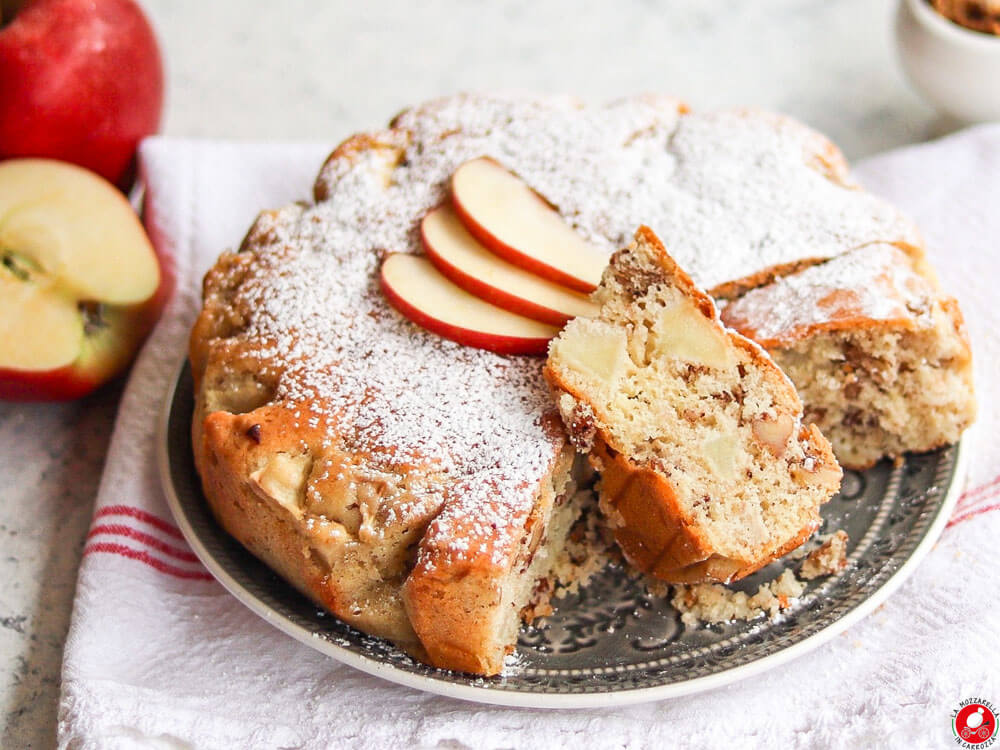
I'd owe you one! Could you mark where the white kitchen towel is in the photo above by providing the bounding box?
[58,129,1000,750]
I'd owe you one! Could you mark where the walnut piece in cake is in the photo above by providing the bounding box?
[545,226,842,585]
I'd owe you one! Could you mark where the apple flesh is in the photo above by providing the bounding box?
[380,253,558,356]
[0,0,164,187]
[0,159,169,400]
[451,157,608,293]
[421,205,598,327]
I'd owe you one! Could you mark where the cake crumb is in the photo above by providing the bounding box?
[799,529,849,579]
[550,491,619,598]
[671,569,805,626]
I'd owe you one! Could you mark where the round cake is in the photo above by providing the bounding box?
[190,93,930,675]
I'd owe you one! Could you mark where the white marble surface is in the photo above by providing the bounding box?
[0,0,951,746]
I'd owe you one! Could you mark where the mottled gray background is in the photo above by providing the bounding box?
[0,0,950,745]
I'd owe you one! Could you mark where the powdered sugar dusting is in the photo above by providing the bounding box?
[204,93,921,566]
[721,243,935,346]
[646,111,922,290]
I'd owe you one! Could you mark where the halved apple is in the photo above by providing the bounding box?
[380,253,558,355]
[421,205,598,326]
[451,157,608,293]
[0,158,170,400]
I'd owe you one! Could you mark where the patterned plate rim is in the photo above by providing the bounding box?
[157,360,968,709]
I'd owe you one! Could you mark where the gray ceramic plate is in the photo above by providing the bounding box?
[159,362,966,708]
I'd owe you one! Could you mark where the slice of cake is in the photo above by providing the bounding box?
[544,227,842,584]
[720,244,975,469]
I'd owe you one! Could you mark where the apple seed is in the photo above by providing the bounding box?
[1,250,39,282]
[78,301,108,335]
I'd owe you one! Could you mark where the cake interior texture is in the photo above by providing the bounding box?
[546,227,842,584]
[721,244,976,469]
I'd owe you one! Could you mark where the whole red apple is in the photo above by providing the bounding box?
[0,0,164,188]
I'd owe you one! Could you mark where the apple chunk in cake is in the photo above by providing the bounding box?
[721,244,975,469]
[544,227,842,584]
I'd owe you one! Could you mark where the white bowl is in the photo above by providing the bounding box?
[895,0,1000,122]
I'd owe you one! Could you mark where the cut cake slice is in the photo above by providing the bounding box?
[545,227,842,584]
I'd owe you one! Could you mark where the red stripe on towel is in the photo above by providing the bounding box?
[88,524,201,563]
[95,505,186,540]
[947,501,1000,529]
[83,542,215,581]
[956,473,1000,508]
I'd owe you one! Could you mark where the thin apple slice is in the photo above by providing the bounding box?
[380,254,558,355]
[421,205,598,326]
[451,157,608,293]
[0,159,159,304]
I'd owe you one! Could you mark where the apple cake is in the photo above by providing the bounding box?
[720,244,976,469]
[545,227,842,584]
[190,93,946,675]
